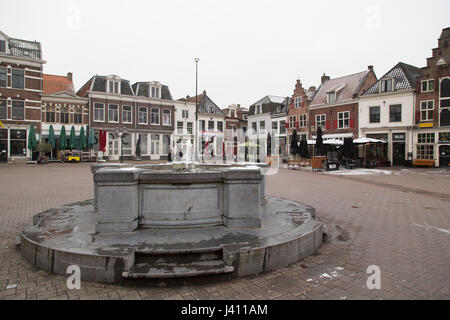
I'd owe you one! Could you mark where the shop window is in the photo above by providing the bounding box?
[416,145,434,160]
[10,129,26,156]
[139,133,148,155]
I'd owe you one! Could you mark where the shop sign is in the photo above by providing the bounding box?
[419,123,433,128]
[392,133,405,141]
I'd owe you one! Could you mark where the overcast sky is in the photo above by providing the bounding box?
[2,0,449,108]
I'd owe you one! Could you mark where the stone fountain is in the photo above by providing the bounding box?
[19,162,324,283]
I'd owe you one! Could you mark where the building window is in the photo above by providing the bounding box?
[256,105,261,114]
[12,69,24,89]
[421,80,434,92]
[45,106,55,122]
[200,120,205,131]
[420,101,434,121]
[260,121,265,133]
[122,105,132,123]
[187,122,193,134]
[182,109,189,118]
[209,106,215,114]
[151,134,160,155]
[139,133,148,155]
[10,129,27,156]
[12,100,24,120]
[289,116,296,128]
[272,121,278,132]
[338,111,350,129]
[108,81,119,94]
[418,133,435,144]
[208,120,214,130]
[327,92,336,104]
[217,121,223,132]
[163,135,170,154]
[151,87,160,98]
[138,107,148,124]
[316,114,326,129]
[108,104,118,123]
[177,122,183,134]
[251,122,257,133]
[381,79,393,92]
[440,109,450,127]
[162,109,171,126]
[441,78,450,108]
[74,107,83,124]
[294,97,302,108]
[389,104,402,122]
[369,106,380,123]
[280,120,286,134]
[94,103,104,122]
[231,110,235,118]
[0,40,5,53]
[0,100,6,119]
[0,67,6,87]
[299,114,307,128]
[151,108,159,124]
[416,145,434,160]
[243,114,248,120]
[60,106,69,123]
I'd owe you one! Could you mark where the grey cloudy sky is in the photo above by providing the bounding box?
[2,0,449,108]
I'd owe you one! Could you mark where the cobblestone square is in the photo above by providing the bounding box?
[0,163,449,300]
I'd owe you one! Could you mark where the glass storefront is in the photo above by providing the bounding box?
[10,129,26,156]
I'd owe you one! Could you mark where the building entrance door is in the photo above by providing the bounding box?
[108,133,119,160]
[393,142,405,166]
[0,129,7,162]
[439,145,450,168]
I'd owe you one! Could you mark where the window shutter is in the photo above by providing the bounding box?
[285,122,289,129]
[350,118,355,128]
[325,120,330,130]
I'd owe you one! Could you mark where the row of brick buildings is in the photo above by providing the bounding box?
[247,27,450,167]
[0,29,251,163]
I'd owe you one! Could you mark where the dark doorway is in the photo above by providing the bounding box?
[439,145,450,168]
[0,129,7,162]
[393,142,405,166]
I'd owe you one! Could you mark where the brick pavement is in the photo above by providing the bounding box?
[0,162,449,300]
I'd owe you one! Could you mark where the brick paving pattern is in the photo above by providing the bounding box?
[0,163,449,300]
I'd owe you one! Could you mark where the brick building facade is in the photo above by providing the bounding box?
[0,30,45,162]
[413,28,450,167]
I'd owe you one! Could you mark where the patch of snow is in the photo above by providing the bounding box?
[335,267,344,271]
[306,279,314,282]
[6,284,17,289]
[413,223,450,235]
[319,273,332,279]
[325,168,393,176]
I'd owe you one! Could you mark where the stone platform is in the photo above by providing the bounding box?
[19,196,324,284]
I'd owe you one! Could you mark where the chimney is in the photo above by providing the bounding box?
[67,72,73,81]
[186,94,190,99]
[321,73,330,84]
[368,65,374,72]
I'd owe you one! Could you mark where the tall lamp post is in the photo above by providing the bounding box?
[115,127,128,163]
[194,58,199,163]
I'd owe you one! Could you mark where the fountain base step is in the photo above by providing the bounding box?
[122,260,234,279]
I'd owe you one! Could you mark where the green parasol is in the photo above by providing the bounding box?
[69,126,77,150]
[59,125,67,150]
[48,125,56,150]
[79,127,86,150]
[27,125,37,151]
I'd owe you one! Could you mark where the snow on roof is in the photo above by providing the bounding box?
[267,95,286,104]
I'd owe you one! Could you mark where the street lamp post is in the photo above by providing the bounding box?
[195,57,199,163]
[115,127,129,163]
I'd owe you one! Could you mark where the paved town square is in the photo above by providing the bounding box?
[0,162,448,300]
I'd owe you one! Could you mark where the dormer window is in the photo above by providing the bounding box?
[231,110,235,118]
[243,114,248,120]
[380,79,393,92]
[150,86,160,98]
[0,40,5,53]
[294,97,302,108]
[108,80,120,94]
[327,92,336,104]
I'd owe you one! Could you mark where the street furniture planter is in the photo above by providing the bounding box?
[312,156,326,171]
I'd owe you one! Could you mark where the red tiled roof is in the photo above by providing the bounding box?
[43,74,75,95]
[179,93,205,104]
